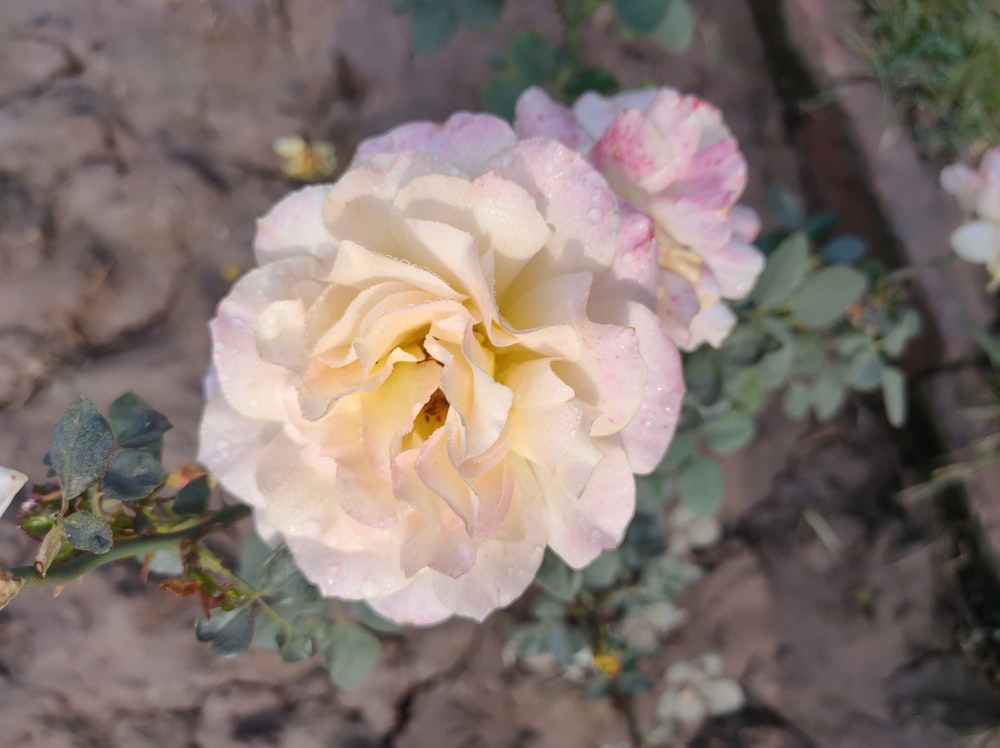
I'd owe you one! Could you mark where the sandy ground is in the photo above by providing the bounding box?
[1,1,998,746]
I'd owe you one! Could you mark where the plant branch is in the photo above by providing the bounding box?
[7,504,251,589]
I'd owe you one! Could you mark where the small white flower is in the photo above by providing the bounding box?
[667,504,722,557]
[656,653,745,727]
[942,147,1000,290]
[0,467,28,519]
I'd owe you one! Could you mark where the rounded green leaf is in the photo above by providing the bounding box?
[821,235,865,265]
[508,32,557,85]
[812,374,846,422]
[323,622,381,691]
[677,455,724,517]
[481,76,523,120]
[756,345,793,387]
[659,431,696,472]
[50,398,114,500]
[750,233,810,309]
[881,365,907,427]
[650,0,694,52]
[564,67,619,104]
[101,448,165,502]
[782,382,811,420]
[172,475,211,516]
[107,392,171,454]
[454,0,504,29]
[613,0,671,33]
[196,607,255,658]
[847,348,882,392]
[535,549,583,601]
[790,265,868,329]
[702,411,755,455]
[766,186,802,228]
[63,510,113,554]
[684,349,721,406]
[410,2,457,54]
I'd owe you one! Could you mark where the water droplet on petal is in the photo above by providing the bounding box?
[586,208,603,224]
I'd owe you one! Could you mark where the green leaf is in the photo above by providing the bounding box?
[481,76,524,120]
[564,67,619,104]
[677,455,724,517]
[341,601,403,634]
[881,365,907,427]
[454,0,503,29]
[410,2,457,54]
[723,368,769,413]
[613,0,671,33]
[323,622,381,691]
[635,472,670,513]
[821,235,865,265]
[881,309,922,358]
[750,233,810,309]
[802,211,840,240]
[702,411,755,455]
[63,511,113,554]
[172,475,211,515]
[659,431,696,472]
[196,607,255,657]
[101,448,165,502]
[790,266,868,328]
[812,374,846,421]
[650,0,695,52]
[50,398,115,500]
[259,545,320,605]
[387,0,418,12]
[766,185,802,228]
[782,382,811,420]
[107,392,171,456]
[508,32,557,85]
[683,348,721,406]
[847,348,882,392]
[535,549,583,601]
[756,345,793,387]
[582,550,623,590]
[276,630,315,663]
[720,326,775,366]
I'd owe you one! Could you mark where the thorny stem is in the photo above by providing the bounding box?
[8,504,251,588]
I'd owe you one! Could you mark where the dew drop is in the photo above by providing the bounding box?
[231,318,246,328]
[589,529,602,543]
[303,520,321,538]
[586,208,603,224]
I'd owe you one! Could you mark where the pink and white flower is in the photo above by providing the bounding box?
[0,467,27,519]
[515,87,764,350]
[199,113,684,625]
[941,147,1000,290]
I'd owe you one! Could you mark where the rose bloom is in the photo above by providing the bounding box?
[0,467,28,519]
[198,113,684,624]
[514,87,764,350]
[941,146,1000,290]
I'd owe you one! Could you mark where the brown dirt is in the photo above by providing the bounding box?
[0,1,996,746]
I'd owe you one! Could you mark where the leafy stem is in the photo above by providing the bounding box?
[8,504,251,589]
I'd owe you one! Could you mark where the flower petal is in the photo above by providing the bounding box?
[950,220,999,264]
[0,467,28,519]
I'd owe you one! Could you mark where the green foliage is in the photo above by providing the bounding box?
[50,398,115,500]
[196,606,255,657]
[62,511,113,554]
[859,0,1000,162]
[613,0,672,33]
[323,622,382,691]
[173,475,211,516]
[389,0,506,55]
[677,455,725,516]
[102,448,166,502]
[107,392,172,457]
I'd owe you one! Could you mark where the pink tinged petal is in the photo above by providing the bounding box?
[326,239,463,299]
[656,270,700,348]
[511,401,584,469]
[675,137,747,199]
[489,138,619,276]
[440,330,513,460]
[513,86,589,150]
[367,576,454,626]
[503,358,575,408]
[592,301,682,474]
[649,192,734,250]
[698,237,765,300]
[198,395,279,508]
[728,205,762,243]
[211,256,317,419]
[352,112,518,177]
[285,535,410,601]
[545,442,636,568]
[253,185,333,265]
[976,180,1000,223]
[0,467,27,519]
[394,217,496,323]
[393,171,552,295]
[429,484,547,621]
[323,151,452,254]
[981,147,1000,179]
[415,427,478,531]
[601,204,659,301]
[590,108,682,196]
[553,317,645,438]
[950,220,999,264]
[574,89,658,140]
[400,523,477,578]
[254,432,345,538]
[940,163,983,213]
[360,360,443,479]
[684,300,738,351]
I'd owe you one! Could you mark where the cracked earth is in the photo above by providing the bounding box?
[1,1,998,746]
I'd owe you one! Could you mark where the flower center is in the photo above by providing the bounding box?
[413,388,450,440]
